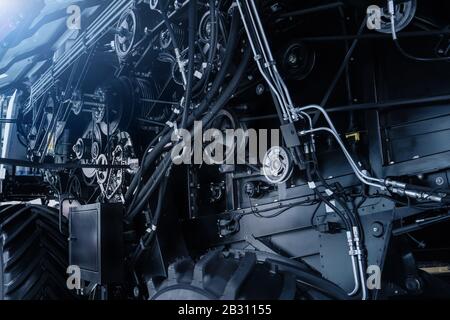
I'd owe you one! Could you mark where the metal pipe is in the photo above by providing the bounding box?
[296,105,385,185]
[346,231,360,296]
[299,126,385,189]
[247,0,296,117]
[246,0,297,121]
[241,0,289,116]
[353,227,368,300]
[236,0,289,120]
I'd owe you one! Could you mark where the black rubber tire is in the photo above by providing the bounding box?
[151,250,298,300]
[0,204,73,300]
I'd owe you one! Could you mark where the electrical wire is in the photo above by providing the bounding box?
[247,194,320,219]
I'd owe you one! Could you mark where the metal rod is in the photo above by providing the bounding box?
[299,29,450,42]
[327,94,450,113]
[0,119,18,123]
[320,17,367,110]
[140,98,180,105]
[0,157,129,170]
[279,2,344,18]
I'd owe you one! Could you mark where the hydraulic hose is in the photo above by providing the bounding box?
[158,1,187,85]
[152,173,169,227]
[305,159,352,231]
[181,0,198,129]
[193,0,218,95]
[127,155,172,221]
[130,173,170,265]
[233,250,350,300]
[125,9,241,202]
[305,155,364,297]
[127,46,251,220]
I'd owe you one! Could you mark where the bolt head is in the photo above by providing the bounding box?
[288,53,298,64]
[436,176,445,186]
[256,84,265,95]
[133,286,140,298]
[371,222,384,238]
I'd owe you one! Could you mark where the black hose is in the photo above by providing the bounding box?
[127,155,172,221]
[393,39,450,62]
[152,172,169,227]
[129,171,170,265]
[193,0,218,95]
[129,46,251,219]
[181,0,198,129]
[308,152,358,226]
[305,157,352,230]
[314,167,358,228]
[126,113,176,204]
[233,249,349,300]
[125,9,241,202]
[158,1,181,53]
[127,46,251,221]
